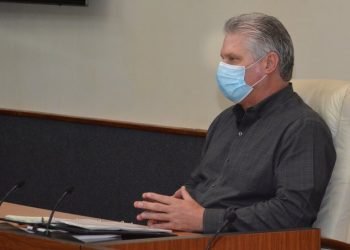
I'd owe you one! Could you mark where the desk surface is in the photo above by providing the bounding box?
[0,202,321,250]
[0,202,90,219]
[0,202,102,249]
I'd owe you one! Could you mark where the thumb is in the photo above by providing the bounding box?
[173,187,183,198]
[180,186,194,201]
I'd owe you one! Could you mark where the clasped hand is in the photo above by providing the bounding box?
[134,186,204,232]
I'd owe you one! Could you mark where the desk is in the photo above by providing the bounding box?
[94,229,320,250]
[0,202,97,250]
[0,202,90,219]
[0,202,320,250]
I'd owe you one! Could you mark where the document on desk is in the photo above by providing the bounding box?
[72,234,121,243]
[56,218,172,233]
[2,215,48,224]
[3,215,173,235]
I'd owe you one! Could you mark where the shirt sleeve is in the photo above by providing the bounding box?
[221,118,335,232]
[203,208,226,233]
[185,111,224,189]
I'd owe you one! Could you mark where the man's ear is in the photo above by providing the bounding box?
[264,52,279,74]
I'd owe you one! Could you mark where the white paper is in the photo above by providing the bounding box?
[72,234,121,243]
[56,218,172,233]
[4,215,48,224]
[4,215,172,234]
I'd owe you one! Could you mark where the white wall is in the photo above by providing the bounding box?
[0,0,349,129]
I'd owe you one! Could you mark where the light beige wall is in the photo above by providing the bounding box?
[0,0,349,129]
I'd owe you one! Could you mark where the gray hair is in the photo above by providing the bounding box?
[224,13,294,81]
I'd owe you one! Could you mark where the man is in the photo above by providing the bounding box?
[134,13,336,233]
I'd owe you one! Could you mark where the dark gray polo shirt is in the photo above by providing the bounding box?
[186,84,336,233]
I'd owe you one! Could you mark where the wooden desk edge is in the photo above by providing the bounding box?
[95,228,320,250]
[0,203,321,250]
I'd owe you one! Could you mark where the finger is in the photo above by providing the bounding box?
[136,214,143,221]
[172,187,183,199]
[180,186,194,201]
[133,201,142,208]
[134,201,170,213]
[142,192,174,205]
[147,219,159,226]
[149,222,174,230]
[147,219,167,226]
[138,211,170,222]
[136,214,165,223]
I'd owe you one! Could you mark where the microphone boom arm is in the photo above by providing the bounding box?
[45,186,74,235]
[0,180,25,207]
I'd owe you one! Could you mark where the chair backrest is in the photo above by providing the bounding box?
[292,79,350,243]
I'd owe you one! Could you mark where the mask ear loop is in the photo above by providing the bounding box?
[246,54,269,88]
[246,55,267,70]
[251,74,267,88]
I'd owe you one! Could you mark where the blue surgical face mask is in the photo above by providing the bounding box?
[216,57,267,103]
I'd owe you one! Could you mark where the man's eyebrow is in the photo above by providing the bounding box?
[221,52,241,59]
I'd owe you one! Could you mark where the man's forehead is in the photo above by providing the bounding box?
[221,32,251,55]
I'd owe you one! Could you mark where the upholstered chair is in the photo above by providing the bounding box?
[293,79,350,249]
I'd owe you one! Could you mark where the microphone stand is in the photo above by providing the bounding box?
[205,208,237,250]
[45,186,74,236]
[0,180,25,207]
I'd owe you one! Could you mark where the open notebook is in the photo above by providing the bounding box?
[2,215,175,241]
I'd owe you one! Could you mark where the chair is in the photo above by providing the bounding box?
[293,79,350,249]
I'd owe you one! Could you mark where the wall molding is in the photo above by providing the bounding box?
[0,108,207,137]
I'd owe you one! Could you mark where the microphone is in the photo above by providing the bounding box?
[0,180,25,207]
[205,207,237,250]
[45,186,74,235]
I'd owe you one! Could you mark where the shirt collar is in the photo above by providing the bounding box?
[232,83,294,129]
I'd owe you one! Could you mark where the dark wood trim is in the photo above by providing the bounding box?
[98,228,320,250]
[0,223,81,250]
[0,108,207,137]
[321,237,350,250]
[0,226,321,250]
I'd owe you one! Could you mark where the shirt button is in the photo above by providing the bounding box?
[238,131,243,136]
[211,184,216,188]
